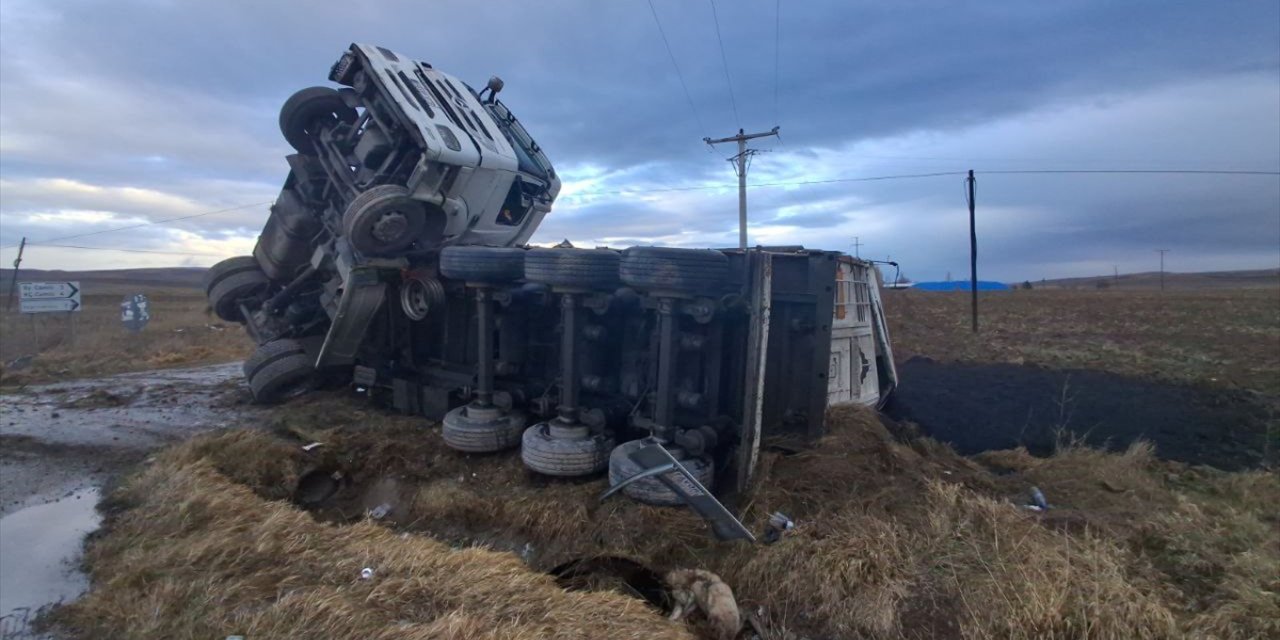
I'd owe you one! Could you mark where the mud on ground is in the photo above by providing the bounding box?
[889,356,1277,470]
[48,391,1280,639]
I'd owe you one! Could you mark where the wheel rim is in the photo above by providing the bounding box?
[400,279,433,320]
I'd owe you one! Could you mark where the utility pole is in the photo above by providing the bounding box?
[966,170,978,333]
[1155,249,1170,291]
[1113,265,1119,285]
[6,237,26,311]
[851,236,863,258]
[704,127,780,250]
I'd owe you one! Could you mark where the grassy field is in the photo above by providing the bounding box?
[887,288,1280,395]
[40,284,1280,639]
[0,288,251,387]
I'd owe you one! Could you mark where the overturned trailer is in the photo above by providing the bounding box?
[205,44,896,535]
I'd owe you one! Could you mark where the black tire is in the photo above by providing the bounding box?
[619,247,729,295]
[521,423,615,476]
[439,246,526,284]
[279,86,356,155]
[244,339,315,403]
[523,248,621,290]
[203,255,259,294]
[608,439,714,506]
[341,185,430,256]
[442,405,526,453]
[206,256,269,322]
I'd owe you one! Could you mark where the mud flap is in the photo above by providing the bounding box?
[316,266,386,367]
[601,442,756,542]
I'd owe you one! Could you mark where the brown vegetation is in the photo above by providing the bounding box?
[887,288,1280,395]
[44,285,1280,639]
[55,399,1280,639]
[0,290,251,387]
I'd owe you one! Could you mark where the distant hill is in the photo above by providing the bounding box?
[1030,268,1279,291]
[0,267,206,296]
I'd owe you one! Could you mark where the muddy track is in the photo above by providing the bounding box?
[887,356,1276,470]
[0,362,254,636]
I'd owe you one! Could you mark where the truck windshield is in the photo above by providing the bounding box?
[488,102,551,181]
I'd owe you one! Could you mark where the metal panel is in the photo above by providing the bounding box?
[734,250,771,495]
[828,258,881,407]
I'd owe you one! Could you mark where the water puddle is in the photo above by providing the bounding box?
[0,488,101,635]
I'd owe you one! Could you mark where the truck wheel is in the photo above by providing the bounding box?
[342,185,430,256]
[440,246,526,284]
[521,423,614,476]
[279,86,356,155]
[608,439,714,506]
[619,247,729,295]
[523,248,621,290]
[205,256,270,322]
[243,339,315,403]
[442,404,526,453]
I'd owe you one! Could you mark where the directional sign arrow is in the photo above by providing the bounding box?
[19,282,81,299]
[20,298,81,313]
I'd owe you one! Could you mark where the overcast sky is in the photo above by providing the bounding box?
[1,0,1277,281]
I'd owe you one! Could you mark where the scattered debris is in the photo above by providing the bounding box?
[1029,486,1050,510]
[368,503,392,520]
[300,442,324,452]
[761,512,795,544]
[4,355,35,371]
[360,567,374,580]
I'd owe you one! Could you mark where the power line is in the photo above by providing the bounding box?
[567,166,1279,199]
[645,0,706,134]
[982,169,1279,176]
[0,200,271,250]
[35,244,228,257]
[574,170,965,197]
[707,0,740,128]
[773,0,780,125]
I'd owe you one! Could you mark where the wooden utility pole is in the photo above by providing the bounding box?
[851,236,863,258]
[966,170,978,333]
[1155,249,1170,291]
[6,237,26,311]
[704,127,780,250]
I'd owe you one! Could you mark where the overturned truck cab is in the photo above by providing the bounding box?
[204,43,896,537]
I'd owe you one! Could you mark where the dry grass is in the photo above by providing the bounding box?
[55,400,1280,639]
[52,437,694,640]
[0,289,251,386]
[886,288,1280,395]
[45,286,1280,638]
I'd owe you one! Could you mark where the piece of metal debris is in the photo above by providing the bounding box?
[368,503,392,520]
[360,567,374,580]
[301,442,324,452]
[762,512,795,544]
[1029,486,1049,510]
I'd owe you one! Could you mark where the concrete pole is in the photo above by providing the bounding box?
[704,127,780,251]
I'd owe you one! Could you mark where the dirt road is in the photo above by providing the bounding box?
[0,363,247,634]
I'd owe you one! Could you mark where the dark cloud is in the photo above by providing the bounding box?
[0,0,1276,278]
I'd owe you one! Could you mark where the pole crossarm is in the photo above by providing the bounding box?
[703,126,780,146]
[704,127,781,250]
